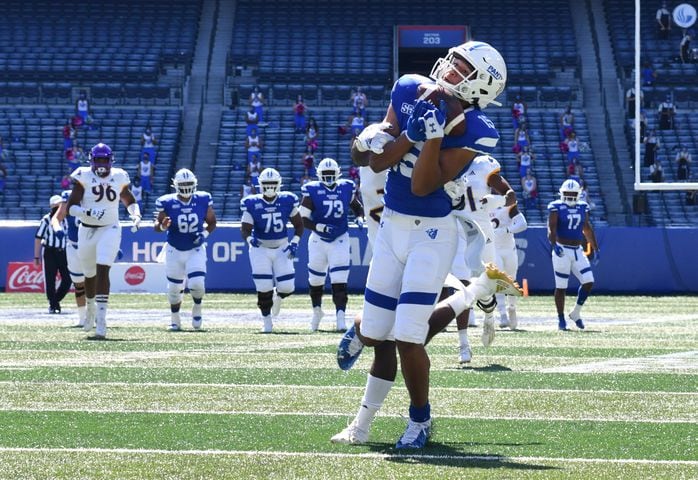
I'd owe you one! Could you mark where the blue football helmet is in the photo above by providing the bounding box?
[89,143,114,178]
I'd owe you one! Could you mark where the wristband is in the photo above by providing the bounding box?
[291,235,300,244]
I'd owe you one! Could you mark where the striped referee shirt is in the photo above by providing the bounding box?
[35,213,67,250]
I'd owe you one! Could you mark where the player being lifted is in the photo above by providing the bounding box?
[548,179,600,330]
[66,143,141,339]
[154,168,216,331]
[240,168,303,333]
[300,157,365,332]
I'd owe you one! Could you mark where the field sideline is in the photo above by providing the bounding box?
[0,293,696,479]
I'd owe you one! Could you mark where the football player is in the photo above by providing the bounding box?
[52,189,86,327]
[334,41,518,449]
[548,179,600,330]
[241,168,303,333]
[300,158,364,332]
[154,169,216,331]
[66,143,141,339]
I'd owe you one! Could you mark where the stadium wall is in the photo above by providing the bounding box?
[2,223,697,294]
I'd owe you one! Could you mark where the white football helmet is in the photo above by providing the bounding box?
[559,179,582,206]
[172,168,197,198]
[259,168,282,198]
[317,158,341,186]
[429,40,507,109]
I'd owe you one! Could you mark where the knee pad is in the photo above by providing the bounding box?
[167,282,184,305]
[74,283,85,299]
[188,276,206,299]
[257,290,274,313]
[476,294,497,313]
[309,284,324,307]
[331,283,348,310]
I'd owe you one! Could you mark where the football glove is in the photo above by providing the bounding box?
[444,179,466,209]
[130,215,142,233]
[479,194,506,213]
[552,243,564,257]
[591,249,601,266]
[246,234,260,248]
[283,240,299,259]
[316,223,335,235]
[355,217,365,229]
[405,100,446,143]
[193,230,209,246]
[355,122,394,154]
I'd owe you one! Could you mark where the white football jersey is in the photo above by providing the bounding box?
[71,166,130,226]
[458,155,501,224]
[490,206,516,249]
[359,166,387,247]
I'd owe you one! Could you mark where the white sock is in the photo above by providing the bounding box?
[355,374,394,431]
[458,329,470,350]
[96,294,108,322]
[495,293,506,315]
[77,305,87,322]
[571,304,582,317]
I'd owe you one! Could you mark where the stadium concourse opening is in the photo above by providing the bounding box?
[398,48,440,77]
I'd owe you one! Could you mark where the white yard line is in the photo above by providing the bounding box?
[0,380,695,397]
[0,446,694,466]
[0,406,692,424]
[542,350,698,373]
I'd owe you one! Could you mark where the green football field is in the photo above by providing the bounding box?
[0,293,696,479]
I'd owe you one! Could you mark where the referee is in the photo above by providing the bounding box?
[34,195,71,314]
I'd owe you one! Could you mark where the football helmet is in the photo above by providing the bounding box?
[259,168,282,198]
[559,179,582,206]
[429,40,507,109]
[317,158,341,186]
[172,168,197,199]
[89,143,114,178]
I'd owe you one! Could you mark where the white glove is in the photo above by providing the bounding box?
[130,215,142,233]
[479,194,506,213]
[444,179,466,209]
[355,122,394,154]
[421,108,445,140]
[69,206,105,222]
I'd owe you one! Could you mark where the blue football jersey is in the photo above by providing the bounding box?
[547,200,590,241]
[156,191,213,251]
[386,74,500,217]
[60,189,79,243]
[240,192,299,240]
[301,179,356,241]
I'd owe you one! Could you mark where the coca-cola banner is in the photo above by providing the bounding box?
[1,223,698,293]
[6,262,45,292]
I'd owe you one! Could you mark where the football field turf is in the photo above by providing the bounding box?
[0,293,695,479]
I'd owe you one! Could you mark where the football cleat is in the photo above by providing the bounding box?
[507,307,518,330]
[336,310,347,332]
[484,263,523,296]
[169,312,181,332]
[168,323,182,332]
[271,289,282,317]
[498,310,509,328]
[337,324,364,371]
[481,312,496,347]
[395,419,432,449]
[310,306,324,331]
[261,315,273,334]
[558,318,569,331]
[95,316,107,339]
[569,311,585,330]
[83,304,96,332]
[459,344,472,364]
[330,420,369,445]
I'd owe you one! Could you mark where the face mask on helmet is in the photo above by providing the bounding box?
[259,168,282,198]
[429,41,507,109]
[317,158,341,186]
[89,143,114,178]
[559,180,581,206]
[173,169,197,198]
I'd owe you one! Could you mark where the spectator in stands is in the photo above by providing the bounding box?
[246,127,263,164]
[511,94,526,129]
[642,61,658,86]
[559,105,575,140]
[657,94,676,130]
[643,129,660,167]
[513,121,530,153]
[299,170,312,188]
[639,109,649,140]
[348,111,365,145]
[675,146,692,180]
[686,190,697,205]
[656,2,672,39]
[250,86,266,123]
[564,131,580,165]
[293,95,307,134]
[141,125,158,163]
[517,146,534,178]
[131,176,143,212]
[138,152,154,201]
[62,120,74,152]
[246,104,259,136]
[305,117,319,153]
[66,144,84,173]
[241,176,256,197]
[247,153,262,188]
[75,90,90,126]
[680,31,693,63]
[649,158,665,182]
[0,136,7,162]
[348,164,360,184]
[350,88,367,117]
[301,147,316,177]
[521,169,538,211]
[625,86,644,119]
[579,183,595,210]
[60,174,71,190]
